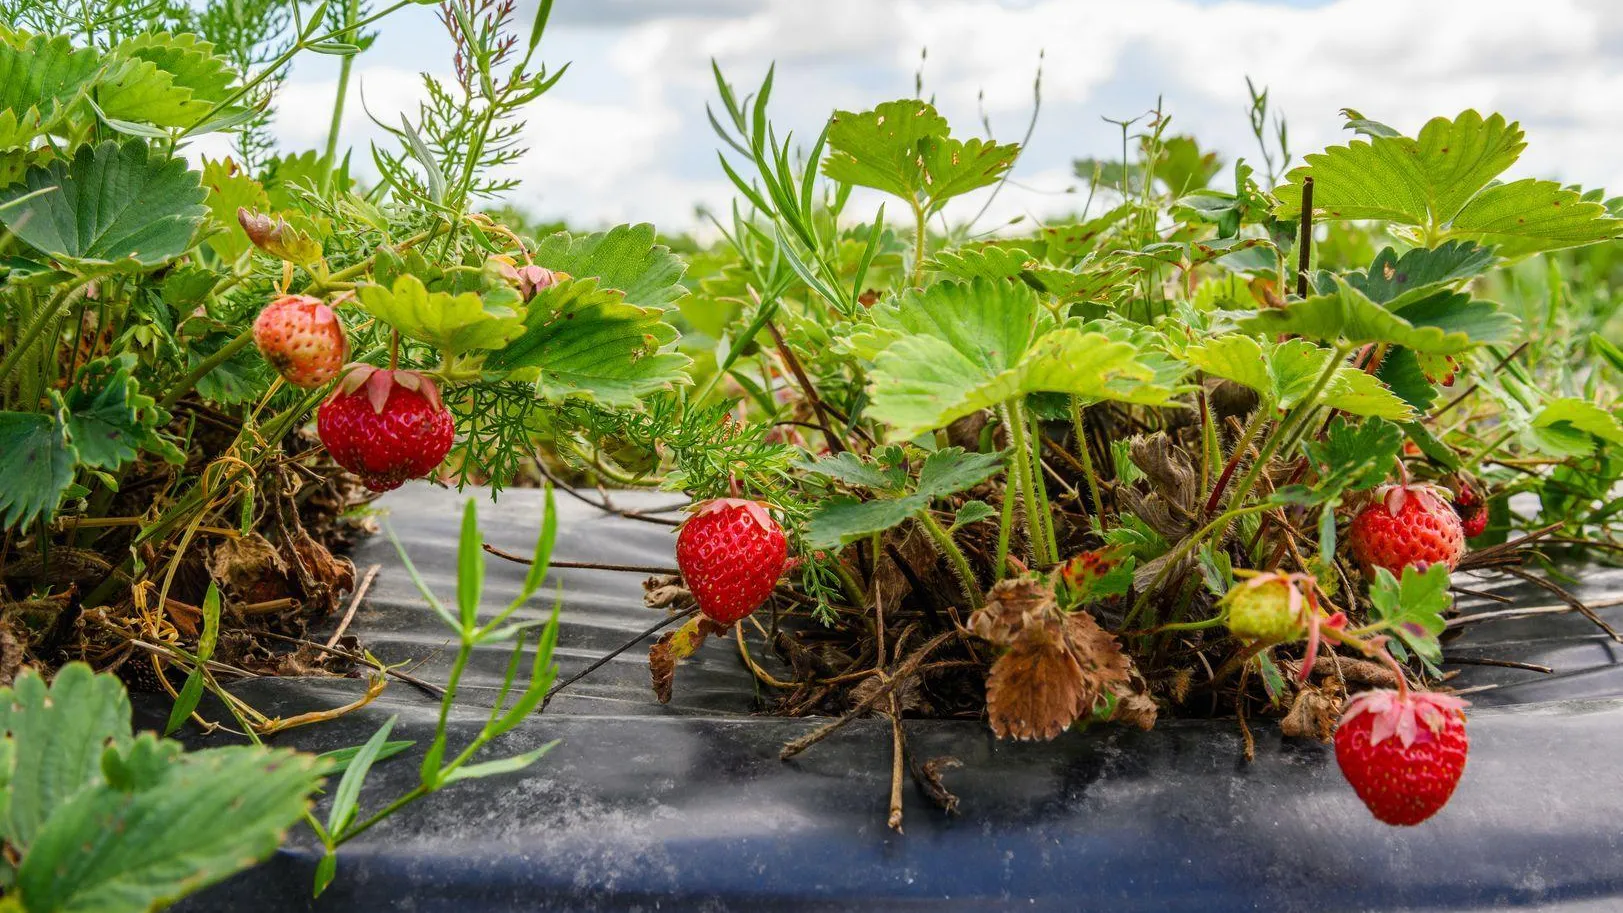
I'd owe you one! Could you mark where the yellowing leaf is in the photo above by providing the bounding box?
[358,274,526,356]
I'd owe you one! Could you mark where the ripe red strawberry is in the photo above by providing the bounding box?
[1348,483,1465,578]
[253,294,348,388]
[1222,571,1313,644]
[317,365,454,492]
[1451,478,1489,538]
[675,498,788,624]
[1335,687,1469,825]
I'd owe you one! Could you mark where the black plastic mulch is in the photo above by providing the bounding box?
[163,485,1623,912]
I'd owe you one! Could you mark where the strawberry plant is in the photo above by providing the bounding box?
[3,0,1622,888]
[587,71,1623,832]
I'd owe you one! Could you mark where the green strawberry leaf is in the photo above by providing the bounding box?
[804,495,923,549]
[62,358,168,470]
[802,446,1004,549]
[823,99,1016,212]
[1367,564,1452,664]
[1275,110,1621,255]
[113,33,236,107]
[0,140,207,269]
[916,135,1019,213]
[1291,417,1402,505]
[0,408,76,530]
[486,277,691,406]
[1185,336,1414,420]
[1237,279,1482,355]
[359,274,526,356]
[914,447,1006,499]
[1374,347,1440,414]
[799,447,909,493]
[823,99,949,201]
[949,500,997,531]
[865,278,1166,439]
[532,223,687,311]
[0,664,133,851]
[1348,242,1497,304]
[1526,397,1623,457]
[0,34,102,149]
[927,245,1032,282]
[17,744,326,912]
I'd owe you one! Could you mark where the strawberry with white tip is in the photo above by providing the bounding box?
[253,294,348,388]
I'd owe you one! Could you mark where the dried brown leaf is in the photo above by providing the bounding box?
[643,575,695,613]
[969,576,1054,646]
[208,533,291,606]
[985,619,1089,741]
[911,755,963,815]
[649,615,726,704]
[1130,433,1199,512]
[1109,690,1159,731]
[1281,686,1342,743]
[1062,609,1131,693]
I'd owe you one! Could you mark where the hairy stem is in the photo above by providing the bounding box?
[918,511,983,609]
[0,279,92,394]
[1002,400,1047,565]
[1028,404,1060,560]
[1070,395,1106,526]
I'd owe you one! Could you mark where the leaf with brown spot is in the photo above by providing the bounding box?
[649,615,725,704]
[985,619,1090,741]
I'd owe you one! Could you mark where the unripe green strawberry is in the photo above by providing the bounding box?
[1335,687,1469,826]
[1222,571,1313,643]
[253,294,348,388]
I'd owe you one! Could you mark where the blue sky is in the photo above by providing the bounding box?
[253,0,1623,233]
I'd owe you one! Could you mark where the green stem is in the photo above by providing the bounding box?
[158,328,255,409]
[1002,400,1047,566]
[1069,395,1105,527]
[1223,344,1351,517]
[1028,405,1060,560]
[830,557,866,607]
[994,476,1014,579]
[1145,614,1227,634]
[0,280,91,393]
[918,511,983,609]
[321,0,361,185]
[1123,501,1275,629]
[910,199,928,287]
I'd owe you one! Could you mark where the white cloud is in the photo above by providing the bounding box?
[260,0,1623,232]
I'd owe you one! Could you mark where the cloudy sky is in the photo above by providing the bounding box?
[262,0,1623,234]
